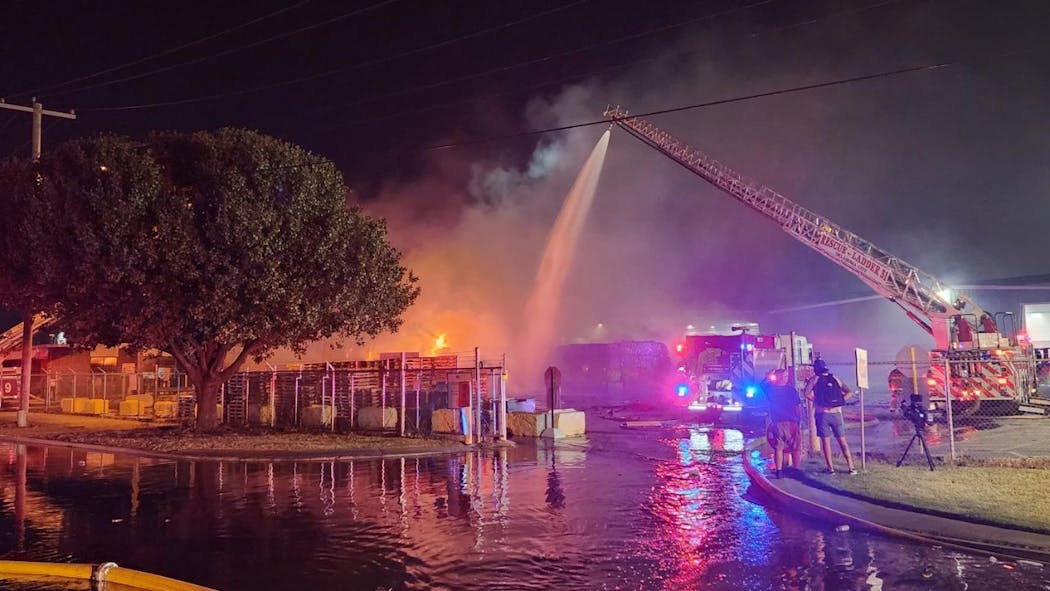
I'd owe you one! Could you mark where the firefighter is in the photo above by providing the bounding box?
[979,313,997,334]
[955,317,974,347]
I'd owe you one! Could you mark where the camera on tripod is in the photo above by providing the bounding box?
[899,394,933,429]
[896,393,938,471]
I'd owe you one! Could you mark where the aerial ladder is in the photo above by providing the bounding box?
[604,105,1035,413]
[0,315,54,355]
[0,315,56,404]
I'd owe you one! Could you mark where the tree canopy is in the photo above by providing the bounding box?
[5,129,418,429]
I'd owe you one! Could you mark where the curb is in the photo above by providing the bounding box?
[741,439,1050,563]
[0,434,477,463]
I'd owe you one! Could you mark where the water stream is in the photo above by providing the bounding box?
[519,130,611,385]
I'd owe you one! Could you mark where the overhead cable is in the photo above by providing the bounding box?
[80,0,590,112]
[421,60,963,150]
[9,1,313,99]
[46,0,402,99]
[304,0,908,133]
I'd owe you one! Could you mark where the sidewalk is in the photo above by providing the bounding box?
[743,442,1050,562]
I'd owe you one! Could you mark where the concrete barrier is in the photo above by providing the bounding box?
[247,403,273,425]
[60,398,110,415]
[431,408,463,434]
[554,410,586,437]
[118,400,144,417]
[302,405,334,428]
[154,400,176,419]
[118,394,154,417]
[507,410,586,437]
[507,411,547,437]
[357,407,397,430]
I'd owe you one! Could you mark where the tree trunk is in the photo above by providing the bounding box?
[195,379,221,431]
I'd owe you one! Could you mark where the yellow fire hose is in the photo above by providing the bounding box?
[0,561,216,591]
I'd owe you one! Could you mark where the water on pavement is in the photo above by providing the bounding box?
[0,418,1048,590]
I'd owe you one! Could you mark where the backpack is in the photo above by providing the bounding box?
[813,373,845,408]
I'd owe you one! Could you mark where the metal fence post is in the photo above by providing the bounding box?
[349,371,356,431]
[499,359,508,441]
[464,380,474,445]
[474,348,482,440]
[381,361,388,428]
[400,352,407,437]
[328,363,336,433]
[294,371,302,428]
[266,363,276,428]
[415,369,421,434]
[944,358,956,461]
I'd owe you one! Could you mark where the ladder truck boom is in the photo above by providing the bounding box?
[604,105,986,349]
[0,315,53,357]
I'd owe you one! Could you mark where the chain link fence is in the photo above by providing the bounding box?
[808,351,1046,464]
[33,351,510,440]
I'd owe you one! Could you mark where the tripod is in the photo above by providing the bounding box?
[896,421,935,471]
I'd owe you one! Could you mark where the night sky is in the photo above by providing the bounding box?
[3,0,1049,363]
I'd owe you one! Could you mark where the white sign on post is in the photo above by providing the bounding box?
[855,347,868,470]
[855,348,869,389]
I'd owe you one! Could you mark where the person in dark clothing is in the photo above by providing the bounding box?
[804,359,857,474]
[764,369,801,478]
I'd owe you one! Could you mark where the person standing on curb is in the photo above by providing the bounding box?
[804,359,857,475]
[764,368,801,478]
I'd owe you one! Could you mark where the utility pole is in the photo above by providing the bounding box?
[0,98,76,427]
[0,98,76,159]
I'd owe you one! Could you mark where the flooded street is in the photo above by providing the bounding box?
[1,419,1048,590]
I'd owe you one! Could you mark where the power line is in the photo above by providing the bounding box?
[46,0,400,99]
[296,0,775,125]
[302,0,907,135]
[80,0,591,112]
[247,53,1012,167]
[421,60,958,150]
[8,1,313,100]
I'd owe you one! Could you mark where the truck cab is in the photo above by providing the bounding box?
[673,326,813,422]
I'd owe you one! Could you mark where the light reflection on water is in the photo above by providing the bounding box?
[0,426,1046,590]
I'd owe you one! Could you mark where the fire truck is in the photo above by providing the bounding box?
[0,315,55,407]
[606,106,1036,416]
[672,325,813,421]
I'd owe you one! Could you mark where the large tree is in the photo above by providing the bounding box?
[24,129,418,430]
[0,158,59,426]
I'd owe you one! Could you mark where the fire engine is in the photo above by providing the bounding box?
[672,325,813,421]
[606,106,1036,416]
[0,315,55,406]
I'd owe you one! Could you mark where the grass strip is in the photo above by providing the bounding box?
[798,456,1050,534]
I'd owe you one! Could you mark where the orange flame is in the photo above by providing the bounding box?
[429,333,448,356]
